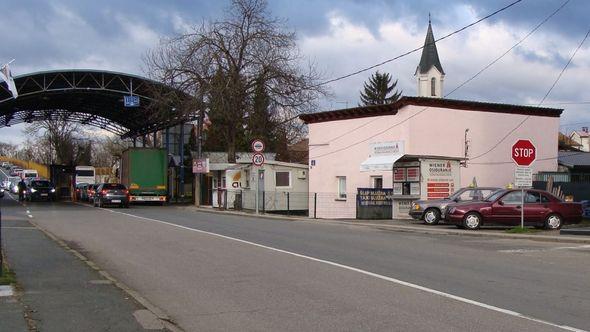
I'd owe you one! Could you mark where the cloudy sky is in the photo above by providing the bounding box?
[0,0,589,144]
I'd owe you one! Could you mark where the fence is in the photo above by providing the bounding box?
[213,191,362,219]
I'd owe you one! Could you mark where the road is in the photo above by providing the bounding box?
[1,175,589,331]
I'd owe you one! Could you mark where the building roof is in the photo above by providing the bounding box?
[558,151,590,168]
[558,132,583,151]
[300,96,563,124]
[571,130,590,138]
[416,22,445,75]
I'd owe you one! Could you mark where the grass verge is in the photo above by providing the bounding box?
[0,261,17,285]
[505,227,542,234]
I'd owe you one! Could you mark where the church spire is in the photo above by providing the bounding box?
[417,19,444,75]
[415,17,445,98]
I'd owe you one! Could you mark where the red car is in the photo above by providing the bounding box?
[445,189,583,230]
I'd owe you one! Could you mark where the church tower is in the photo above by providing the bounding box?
[415,17,445,98]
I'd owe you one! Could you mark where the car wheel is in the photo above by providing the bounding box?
[463,212,482,230]
[545,214,562,230]
[98,199,103,208]
[423,208,441,225]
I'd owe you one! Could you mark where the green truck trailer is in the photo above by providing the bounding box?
[121,148,167,204]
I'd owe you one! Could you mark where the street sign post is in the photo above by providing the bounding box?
[512,140,536,228]
[252,139,265,153]
[252,153,265,167]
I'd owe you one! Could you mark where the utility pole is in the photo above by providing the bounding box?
[194,110,204,207]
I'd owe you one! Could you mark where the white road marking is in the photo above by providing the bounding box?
[103,208,585,332]
[499,245,590,253]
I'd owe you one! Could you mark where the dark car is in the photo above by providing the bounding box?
[94,183,129,208]
[25,180,57,202]
[409,187,501,225]
[445,189,583,230]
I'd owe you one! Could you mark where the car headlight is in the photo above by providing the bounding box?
[30,188,37,193]
[413,203,421,210]
[50,188,56,193]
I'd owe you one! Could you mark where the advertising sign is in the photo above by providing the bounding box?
[420,159,460,200]
[393,168,406,182]
[192,158,209,173]
[370,141,404,156]
[356,188,394,219]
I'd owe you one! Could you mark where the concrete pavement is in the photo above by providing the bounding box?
[0,195,171,332]
[20,200,590,331]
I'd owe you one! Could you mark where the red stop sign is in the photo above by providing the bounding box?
[512,140,536,166]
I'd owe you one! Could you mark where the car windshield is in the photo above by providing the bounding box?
[485,190,506,202]
[31,181,52,187]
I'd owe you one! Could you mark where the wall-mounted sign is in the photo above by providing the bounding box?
[370,141,404,156]
[406,167,420,182]
[393,168,406,182]
[192,158,210,173]
[124,95,140,107]
[421,159,460,200]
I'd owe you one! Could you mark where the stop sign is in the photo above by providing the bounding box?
[512,140,536,166]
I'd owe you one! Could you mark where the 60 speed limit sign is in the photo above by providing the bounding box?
[252,153,265,166]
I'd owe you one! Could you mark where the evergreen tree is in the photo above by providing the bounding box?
[359,71,402,106]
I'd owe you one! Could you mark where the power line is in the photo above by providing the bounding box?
[312,0,524,88]
[469,26,590,162]
[308,0,530,153]
[444,0,570,97]
[469,151,588,165]
[309,1,562,159]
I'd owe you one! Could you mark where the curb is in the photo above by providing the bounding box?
[26,219,185,332]
[183,206,590,244]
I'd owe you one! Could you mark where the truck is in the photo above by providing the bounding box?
[75,166,96,185]
[22,169,39,179]
[121,148,167,204]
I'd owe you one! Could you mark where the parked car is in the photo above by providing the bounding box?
[25,179,57,202]
[444,189,583,230]
[94,183,129,208]
[410,187,501,225]
[75,183,89,201]
[1,161,10,169]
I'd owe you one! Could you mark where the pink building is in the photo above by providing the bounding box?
[299,21,562,219]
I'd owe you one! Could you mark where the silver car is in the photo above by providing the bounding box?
[409,187,501,225]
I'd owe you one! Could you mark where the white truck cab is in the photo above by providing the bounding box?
[75,166,96,185]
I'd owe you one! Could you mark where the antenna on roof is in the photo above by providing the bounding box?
[429,12,431,24]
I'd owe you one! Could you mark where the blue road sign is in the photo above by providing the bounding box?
[124,95,140,107]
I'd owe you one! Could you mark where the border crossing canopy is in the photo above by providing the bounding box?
[0,69,196,138]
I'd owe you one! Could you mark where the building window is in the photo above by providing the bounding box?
[337,176,347,199]
[431,77,436,96]
[275,171,291,187]
[371,176,383,189]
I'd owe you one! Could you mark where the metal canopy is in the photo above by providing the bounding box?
[0,69,196,138]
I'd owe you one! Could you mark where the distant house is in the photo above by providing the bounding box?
[569,127,590,152]
[559,132,583,151]
[201,152,308,213]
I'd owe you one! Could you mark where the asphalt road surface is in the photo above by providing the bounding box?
[1,190,589,331]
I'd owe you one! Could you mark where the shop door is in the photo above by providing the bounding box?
[258,170,265,211]
[201,175,213,205]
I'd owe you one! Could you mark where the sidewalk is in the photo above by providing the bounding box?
[186,206,590,244]
[0,210,170,332]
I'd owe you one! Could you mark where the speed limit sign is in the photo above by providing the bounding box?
[252,153,265,166]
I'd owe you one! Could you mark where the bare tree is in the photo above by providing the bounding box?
[145,0,326,162]
[0,141,17,157]
[24,114,83,165]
